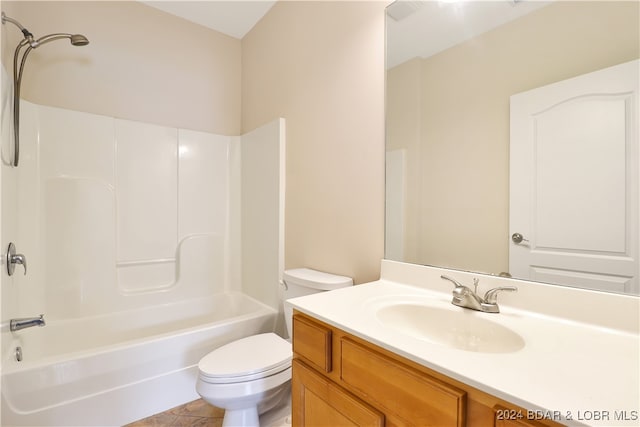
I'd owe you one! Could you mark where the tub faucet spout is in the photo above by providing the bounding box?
[10,314,45,331]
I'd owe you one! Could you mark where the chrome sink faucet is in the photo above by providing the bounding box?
[440,275,517,313]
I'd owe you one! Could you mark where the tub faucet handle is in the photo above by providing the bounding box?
[7,242,27,276]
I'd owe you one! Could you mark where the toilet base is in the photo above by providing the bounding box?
[259,385,291,427]
[223,407,259,427]
[214,385,291,427]
[198,373,291,427]
[219,388,291,427]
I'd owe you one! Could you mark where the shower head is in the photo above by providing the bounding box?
[1,12,90,48]
[1,11,89,167]
[71,34,90,46]
[31,33,90,48]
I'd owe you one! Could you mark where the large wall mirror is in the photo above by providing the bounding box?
[385,0,639,295]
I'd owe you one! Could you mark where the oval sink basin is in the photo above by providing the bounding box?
[376,303,525,353]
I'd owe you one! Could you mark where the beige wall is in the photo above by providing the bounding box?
[1,1,241,135]
[388,1,640,275]
[1,1,387,284]
[242,1,386,284]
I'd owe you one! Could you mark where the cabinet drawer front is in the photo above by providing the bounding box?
[341,338,466,427]
[293,314,332,372]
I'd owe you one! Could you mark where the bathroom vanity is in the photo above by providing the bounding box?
[288,260,640,427]
[292,312,557,426]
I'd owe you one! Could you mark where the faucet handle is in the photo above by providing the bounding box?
[483,286,517,304]
[7,242,27,276]
[441,275,465,289]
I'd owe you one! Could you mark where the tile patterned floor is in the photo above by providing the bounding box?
[124,399,224,427]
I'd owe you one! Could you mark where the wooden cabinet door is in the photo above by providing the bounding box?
[292,359,384,427]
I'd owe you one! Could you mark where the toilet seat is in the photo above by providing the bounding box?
[199,333,292,384]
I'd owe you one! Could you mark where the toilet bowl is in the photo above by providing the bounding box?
[196,268,353,427]
[197,333,292,427]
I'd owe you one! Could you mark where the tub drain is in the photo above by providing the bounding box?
[15,346,22,362]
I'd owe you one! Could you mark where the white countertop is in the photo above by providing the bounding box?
[287,260,640,427]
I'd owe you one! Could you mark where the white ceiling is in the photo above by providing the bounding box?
[140,1,550,67]
[386,1,552,69]
[141,1,277,39]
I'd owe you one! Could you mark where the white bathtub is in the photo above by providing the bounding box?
[1,292,277,426]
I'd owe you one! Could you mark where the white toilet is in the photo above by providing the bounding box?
[196,268,353,427]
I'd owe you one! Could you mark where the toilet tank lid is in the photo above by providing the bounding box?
[283,268,353,290]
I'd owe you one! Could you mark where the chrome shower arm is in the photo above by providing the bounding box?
[1,12,34,41]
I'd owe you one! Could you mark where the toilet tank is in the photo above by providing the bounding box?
[282,268,353,339]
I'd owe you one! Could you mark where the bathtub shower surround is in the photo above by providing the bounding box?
[18,101,234,316]
[1,101,285,426]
